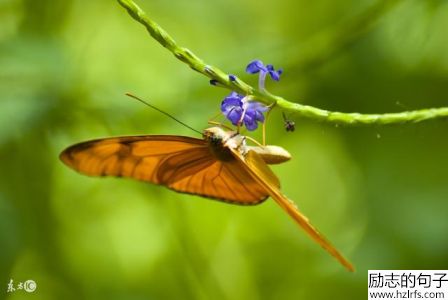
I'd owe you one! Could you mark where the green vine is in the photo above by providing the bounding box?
[117,0,448,125]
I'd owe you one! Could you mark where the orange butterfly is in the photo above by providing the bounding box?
[60,126,354,272]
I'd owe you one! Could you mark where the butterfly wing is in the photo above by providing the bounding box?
[60,136,269,205]
[230,148,354,272]
[60,136,207,181]
[165,158,270,205]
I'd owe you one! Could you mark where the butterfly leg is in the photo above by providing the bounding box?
[208,108,237,131]
[262,102,276,146]
[208,120,234,131]
[245,136,263,147]
[237,106,248,134]
[209,111,223,123]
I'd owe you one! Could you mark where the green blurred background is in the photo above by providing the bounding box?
[1,0,448,299]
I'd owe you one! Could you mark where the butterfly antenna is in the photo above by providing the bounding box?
[125,93,203,135]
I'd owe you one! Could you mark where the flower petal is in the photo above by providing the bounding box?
[221,92,243,112]
[244,116,259,131]
[221,92,245,125]
[247,101,268,113]
[254,110,265,122]
[246,59,266,74]
[227,107,243,125]
[221,97,241,108]
[270,70,281,81]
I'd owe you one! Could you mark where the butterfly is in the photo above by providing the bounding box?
[60,126,354,272]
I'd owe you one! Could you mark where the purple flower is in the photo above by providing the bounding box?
[221,92,243,125]
[221,92,268,131]
[243,101,268,130]
[266,64,282,81]
[246,59,283,90]
[246,60,266,74]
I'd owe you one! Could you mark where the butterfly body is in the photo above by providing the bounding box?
[203,127,291,164]
[60,126,354,271]
[203,127,240,162]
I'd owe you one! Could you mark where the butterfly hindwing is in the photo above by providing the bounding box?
[166,159,269,205]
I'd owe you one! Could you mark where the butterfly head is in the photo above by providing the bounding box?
[203,127,234,143]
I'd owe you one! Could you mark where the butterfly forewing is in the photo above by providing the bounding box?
[229,148,355,272]
[60,135,269,205]
[60,136,206,181]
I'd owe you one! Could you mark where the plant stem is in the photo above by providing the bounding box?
[117,0,448,126]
